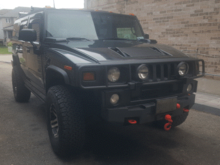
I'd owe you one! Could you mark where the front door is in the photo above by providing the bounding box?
[23,19,45,94]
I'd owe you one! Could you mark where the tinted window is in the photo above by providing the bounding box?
[46,11,144,40]
[46,11,98,39]
[91,13,144,40]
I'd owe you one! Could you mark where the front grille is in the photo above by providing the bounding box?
[131,62,179,82]
[131,82,183,100]
[131,61,196,83]
[147,63,178,81]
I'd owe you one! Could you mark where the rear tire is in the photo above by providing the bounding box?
[12,67,31,102]
[46,85,85,157]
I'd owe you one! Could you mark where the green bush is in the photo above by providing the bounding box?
[7,42,12,47]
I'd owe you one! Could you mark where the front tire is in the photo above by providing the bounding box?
[12,67,31,102]
[46,85,85,157]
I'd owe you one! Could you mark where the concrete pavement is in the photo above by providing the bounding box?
[0,54,12,63]
[0,62,220,164]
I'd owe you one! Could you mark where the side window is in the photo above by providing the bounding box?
[31,23,40,42]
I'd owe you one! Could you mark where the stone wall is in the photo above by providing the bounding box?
[85,0,220,77]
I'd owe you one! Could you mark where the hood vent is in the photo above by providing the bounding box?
[150,47,173,56]
[109,47,130,57]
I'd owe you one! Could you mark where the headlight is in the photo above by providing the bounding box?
[110,94,119,105]
[108,67,120,82]
[138,64,149,80]
[187,84,192,92]
[178,62,189,76]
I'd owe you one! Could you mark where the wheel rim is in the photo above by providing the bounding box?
[49,104,59,138]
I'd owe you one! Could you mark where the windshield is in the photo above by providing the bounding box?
[46,11,144,40]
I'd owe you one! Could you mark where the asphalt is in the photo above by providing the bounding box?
[0,62,220,165]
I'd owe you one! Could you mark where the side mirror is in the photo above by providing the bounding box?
[19,29,36,42]
[144,34,149,39]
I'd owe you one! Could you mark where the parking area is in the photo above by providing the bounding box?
[0,62,220,165]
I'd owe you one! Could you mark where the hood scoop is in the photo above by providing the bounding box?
[109,47,130,57]
[110,47,173,58]
[150,47,173,56]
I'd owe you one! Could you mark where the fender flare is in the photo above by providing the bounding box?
[46,65,70,85]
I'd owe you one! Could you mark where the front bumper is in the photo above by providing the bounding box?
[102,94,195,124]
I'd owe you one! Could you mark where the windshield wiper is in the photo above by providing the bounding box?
[137,38,157,44]
[66,37,90,41]
[101,38,134,41]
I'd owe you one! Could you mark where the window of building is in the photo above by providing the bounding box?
[6,18,11,23]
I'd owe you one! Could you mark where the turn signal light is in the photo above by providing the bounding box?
[83,72,95,81]
[64,65,72,71]
[129,13,135,16]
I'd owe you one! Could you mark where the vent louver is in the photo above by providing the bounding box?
[109,47,130,57]
[150,47,173,56]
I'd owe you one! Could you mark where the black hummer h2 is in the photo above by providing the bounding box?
[11,8,204,156]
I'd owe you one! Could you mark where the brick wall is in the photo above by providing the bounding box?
[85,0,220,77]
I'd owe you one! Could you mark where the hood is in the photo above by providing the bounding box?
[50,40,189,63]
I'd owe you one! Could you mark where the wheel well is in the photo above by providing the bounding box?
[46,70,66,92]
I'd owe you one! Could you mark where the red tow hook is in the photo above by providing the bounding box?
[176,103,181,109]
[128,119,137,124]
[164,114,173,131]
[183,108,189,112]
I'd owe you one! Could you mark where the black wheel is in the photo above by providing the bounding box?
[46,85,85,157]
[12,67,31,102]
[155,113,189,129]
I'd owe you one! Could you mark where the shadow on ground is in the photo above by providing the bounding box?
[6,94,185,164]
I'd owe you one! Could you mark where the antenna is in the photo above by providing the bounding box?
[53,0,55,8]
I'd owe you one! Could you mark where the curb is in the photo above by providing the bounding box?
[192,103,220,116]
[0,61,11,64]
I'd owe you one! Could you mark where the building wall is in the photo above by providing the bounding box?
[85,0,220,77]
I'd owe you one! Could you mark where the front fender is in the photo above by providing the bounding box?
[46,65,70,84]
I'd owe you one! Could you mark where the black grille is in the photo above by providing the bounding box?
[131,62,179,82]
[131,82,183,100]
[150,63,178,81]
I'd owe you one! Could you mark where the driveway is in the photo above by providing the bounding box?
[0,62,220,165]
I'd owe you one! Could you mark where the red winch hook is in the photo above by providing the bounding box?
[164,114,173,131]
[183,108,189,112]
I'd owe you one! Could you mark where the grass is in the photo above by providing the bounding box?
[0,45,11,54]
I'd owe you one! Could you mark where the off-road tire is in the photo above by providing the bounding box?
[46,85,85,157]
[156,113,189,129]
[12,67,31,102]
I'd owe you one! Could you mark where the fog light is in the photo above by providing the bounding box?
[110,94,119,105]
[187,84,192,92]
